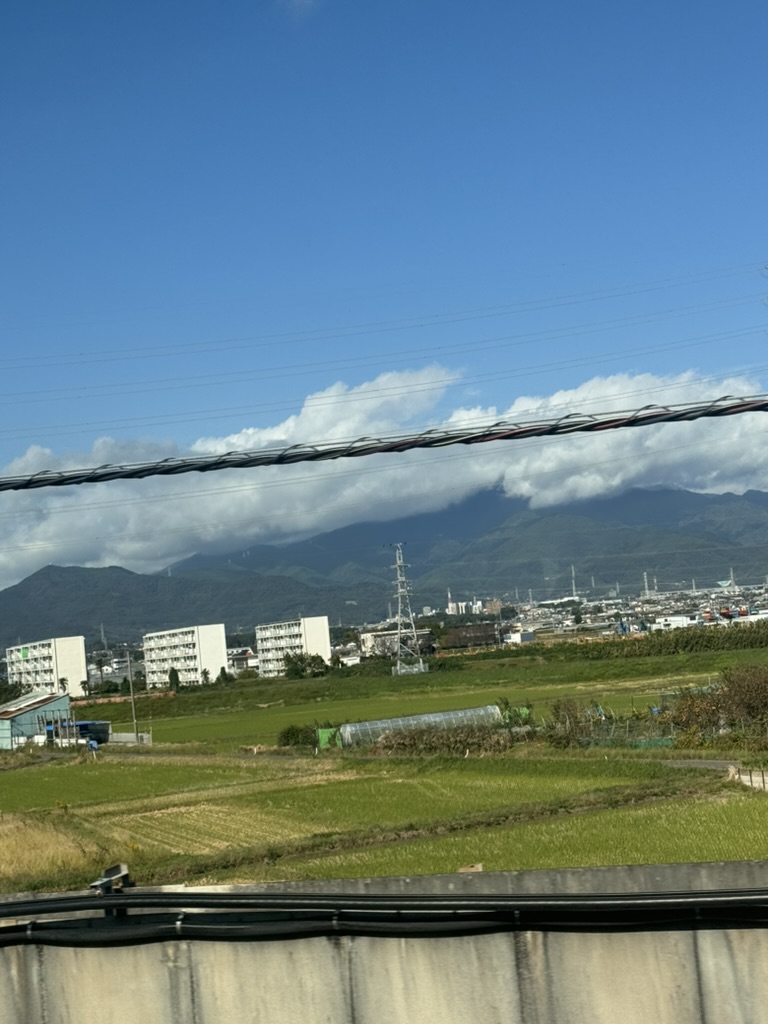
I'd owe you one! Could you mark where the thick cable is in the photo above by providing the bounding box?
[4,890,768,946]
[1,394,767,494]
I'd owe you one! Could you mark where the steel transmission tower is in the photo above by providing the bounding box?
[391,544,428,676]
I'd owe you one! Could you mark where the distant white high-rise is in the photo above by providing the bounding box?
[143,624,227,688]
[255,616,331,678]
[6,637,87,696]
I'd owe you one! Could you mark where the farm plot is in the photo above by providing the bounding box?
[0,756,304,813]
[108,801,317,856]
[88,646,768,750]
[96,757,692,878]
[75,758,659,861]
[0,751,736,892]
[0,755,363,890]
[224,757,675,832]
[0,814,107,892]
[266,788,768,882]
[119,682,668,747]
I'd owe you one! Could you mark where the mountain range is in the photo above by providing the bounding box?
[2,486,768,649]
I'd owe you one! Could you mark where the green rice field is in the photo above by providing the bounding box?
[0,750,746,892]
[3,648,768,892]
[90,647,768,748]
[270,790,768,881]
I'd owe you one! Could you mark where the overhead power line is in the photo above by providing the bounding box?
[1,394,767,494]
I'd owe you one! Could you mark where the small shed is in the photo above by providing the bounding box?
[0,692,72,750]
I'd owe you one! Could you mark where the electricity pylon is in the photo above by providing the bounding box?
[391,543,428,676]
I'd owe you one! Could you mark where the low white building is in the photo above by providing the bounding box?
[0,691,73,750]
[6,637,87,696]
[651,614,704,631]
[227,647,259,673]
[359,629,434,657]
[255,616,331,678]
[142,624,228,688]
[503,630,536,645]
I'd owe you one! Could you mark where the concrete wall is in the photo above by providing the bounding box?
[4,861,768,1024]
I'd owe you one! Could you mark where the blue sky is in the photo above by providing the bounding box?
[1,0,767,587]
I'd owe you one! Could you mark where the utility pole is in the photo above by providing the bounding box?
[126,645,139,745]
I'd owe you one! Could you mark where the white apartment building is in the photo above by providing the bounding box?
[255,616,331,678]
[6,636,88,696]
[142,623,228,689]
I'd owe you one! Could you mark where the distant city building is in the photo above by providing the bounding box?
[503,630,536,645]
[651,614,705,631]
[0,691,72,750]
[6,636,87,696]
[728,610,768,626]
[359,629,434,658]
[227,647,258,674]
[332,643,361,667]
[255,616,331,678]
[143,624,227,688]
[445,589,484,616]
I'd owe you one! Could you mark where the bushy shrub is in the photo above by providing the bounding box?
[283,653,327,678]
[276,723,318,746]
[426,657,465,672]
[371,724,516,756]
[720,664,768,723]
[276,720,340,747]
[666,665,768,734]
[666,690,721,732]
[544,699,595,748]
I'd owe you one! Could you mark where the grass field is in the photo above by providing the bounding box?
[268,790,768,881]
[81,647,768,749]
[0,750,740,892]
[4,648,768,892]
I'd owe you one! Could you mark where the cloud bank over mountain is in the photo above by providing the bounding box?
[0,367,766,590]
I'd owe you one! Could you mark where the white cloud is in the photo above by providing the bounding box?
[0,367,766,590]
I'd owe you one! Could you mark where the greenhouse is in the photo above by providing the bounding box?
[338,705,502,748]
